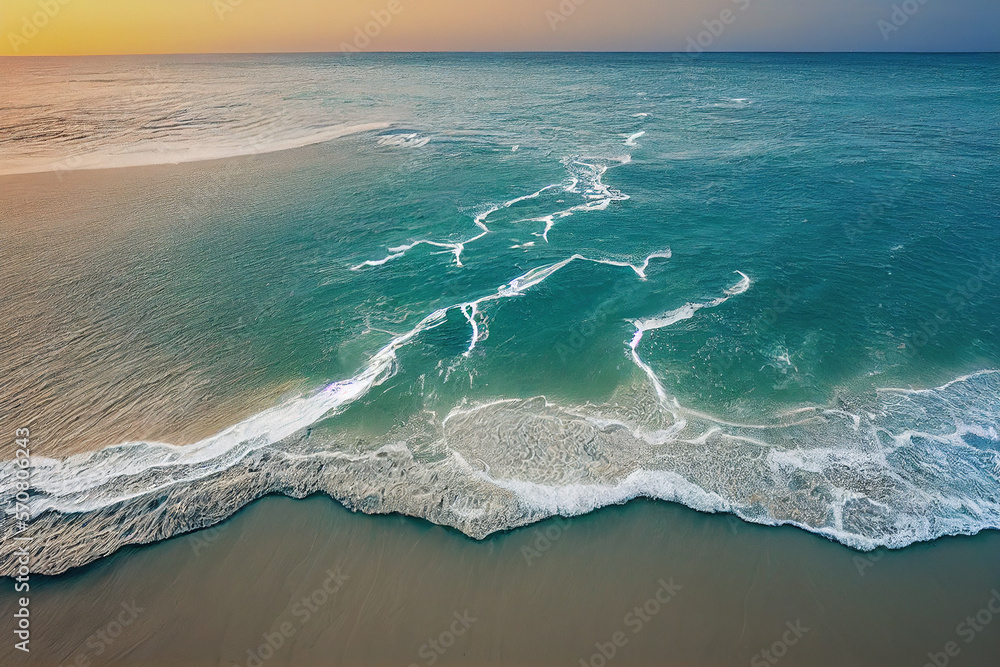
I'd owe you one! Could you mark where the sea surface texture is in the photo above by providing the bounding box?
[1,54,998,574]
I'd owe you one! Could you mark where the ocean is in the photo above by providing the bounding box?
[1,53,999,581]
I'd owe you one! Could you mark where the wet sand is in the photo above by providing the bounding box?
[3,497,999,666]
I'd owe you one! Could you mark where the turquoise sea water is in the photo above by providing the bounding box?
[1,54,999,572]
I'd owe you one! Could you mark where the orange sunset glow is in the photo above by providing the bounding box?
[2,0,701,55]
[4,0,996,56]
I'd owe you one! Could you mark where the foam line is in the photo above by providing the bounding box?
[349,251,407,270]
[625,131,646,147]
[518,158,631,242]
[473,184,562,232]
[877,370,1000,395]
[354,183,562,270]
[490,251,673,301]
[354,156,631,268]
[351,232,488,271]
[376,133,430,148]
[461,303,482,356]
[19,306,452,515]
[629,272,751,402]
[580,250,673,280]
[482,469,731,518]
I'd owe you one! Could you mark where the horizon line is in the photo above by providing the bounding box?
[3,50,998,58]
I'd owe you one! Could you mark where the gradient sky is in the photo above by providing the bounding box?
[2,0,997,56]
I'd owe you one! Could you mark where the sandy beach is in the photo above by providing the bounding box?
[3,496,998,666]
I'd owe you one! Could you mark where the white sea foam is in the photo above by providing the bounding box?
[625,131,646,147]
[12,305,453,515]
[877,370,1000,395]
[484,469,731,518]
[475,183,563,230]
[628,272,751,401]
[350,232,489,271]
[353,154,630,268]
[705,98,753,109]
[376,132,431,148]
[516,158,632,242]
[574,250,673,280]
[438,370,1000,551]
[460,303,484,356]
[349,251,408,270]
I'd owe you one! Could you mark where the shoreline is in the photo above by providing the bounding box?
[3,368,999,578]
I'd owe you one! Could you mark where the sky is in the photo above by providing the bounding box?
[2,0,998,56]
